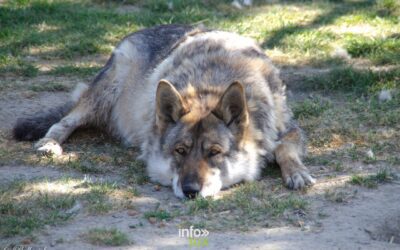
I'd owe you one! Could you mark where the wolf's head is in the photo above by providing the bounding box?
[155,80,260,198]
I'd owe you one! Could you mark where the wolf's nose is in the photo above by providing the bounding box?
[182,183,200,199]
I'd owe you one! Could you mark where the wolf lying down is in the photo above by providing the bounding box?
[14,24,315,198]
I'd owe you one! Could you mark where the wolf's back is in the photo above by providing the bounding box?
[13,83,88,141]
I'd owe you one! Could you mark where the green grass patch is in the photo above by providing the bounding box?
[29,81,69,92]
[0,180,75,237]
[83,228,130,246]
[187,197,215,214]
[185,182,308,230]
[292,98,332,119]
[0,178,136,237]
[304,67,400,94]
[298,89,400,166]
[324,188,357,203]
[376,0,400,16]
[84,183,115,214]
[82,180,136,214]
[345,36,400,65]
[1,0,398,78]
[349,169,397,188]
[0,55,38,77]
[48,65,102,77]
[144,208,172,221]
[65,158,106,174]
[0,0,238,78]
[351,93,400,127]
[126,160,150,185]
[0,130,150,183]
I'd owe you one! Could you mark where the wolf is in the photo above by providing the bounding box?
[14,24,315,198]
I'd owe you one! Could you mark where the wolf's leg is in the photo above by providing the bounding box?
[35,100,92,156]
[274,126,315,189]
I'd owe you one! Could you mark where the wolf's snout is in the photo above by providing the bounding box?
[182,182,200,199]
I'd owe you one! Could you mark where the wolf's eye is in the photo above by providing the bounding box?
[209,147,222,157]
[175,147,186,156]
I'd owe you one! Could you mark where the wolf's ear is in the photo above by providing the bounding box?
[156,80,186,125]
[213,81,249,127]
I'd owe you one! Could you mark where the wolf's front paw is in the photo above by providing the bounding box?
[283,168,315,190]
[34,138,63,156]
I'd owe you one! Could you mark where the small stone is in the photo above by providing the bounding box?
[251,197,262,206]
[243,0,253,6]
[366,149,374,159]
[25,55,38,62]
[231,0,243,9]
[331,46,351,60]
[66,202,82,215]
[21,238,33,245]
[296,220,305,228]
[294,209,307,217]
[127,210,139,216]
[148,217,157,224]
[379,90,392,102]
[219,210,231,215]
[364,227,373,234]
[56,238,64,244]
[167,1,174,10]
[169,203,182,208]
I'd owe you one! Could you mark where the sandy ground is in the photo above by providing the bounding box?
[1,73,399,249]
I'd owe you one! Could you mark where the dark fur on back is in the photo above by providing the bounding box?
[125,24,196,69]
[13,102,74,141]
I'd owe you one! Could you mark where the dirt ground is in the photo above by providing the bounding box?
[0,70,399,250]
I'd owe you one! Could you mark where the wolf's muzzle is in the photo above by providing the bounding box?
[182,182,200,199]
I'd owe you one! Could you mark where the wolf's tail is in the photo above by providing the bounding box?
[13,83,89,141]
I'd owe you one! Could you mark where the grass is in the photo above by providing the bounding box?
[0,178,136,237]
[303,67,400,94]
[144,208,172,222]
[345,36,400,64]
[0,0,399,79]
[0,0,232,77]
[294,87,400,168]
[349,169,397,188]
[292,97,332,119]
[184,182,308,230]
[84,182,116,214]
[83,228,130,246]
[0,180,74,237]
[48,65,102,77]
[324,188,357,203]
[0,130,148,178]
[125,160,150,185]
[29,81,70,92]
